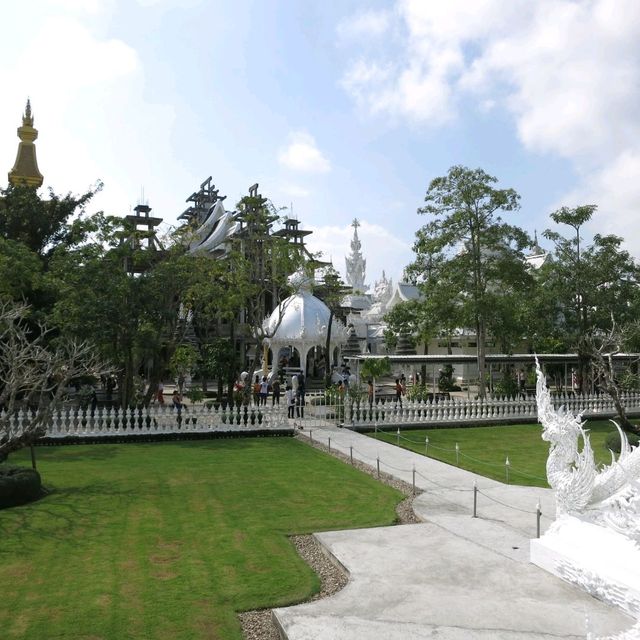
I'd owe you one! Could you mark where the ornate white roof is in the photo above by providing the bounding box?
[264,289,347,347]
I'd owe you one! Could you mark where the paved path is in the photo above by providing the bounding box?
[273,424,634,639]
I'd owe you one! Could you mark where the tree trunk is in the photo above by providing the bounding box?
[325,309,334,388]
[477,318,487,399]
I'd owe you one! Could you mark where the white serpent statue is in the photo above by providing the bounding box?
[535,359,640,544]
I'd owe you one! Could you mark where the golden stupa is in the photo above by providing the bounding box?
[8,99,44,188]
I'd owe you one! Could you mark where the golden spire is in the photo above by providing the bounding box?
[8,99,44,188]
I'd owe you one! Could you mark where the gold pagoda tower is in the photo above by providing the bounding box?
[8,99,44,188]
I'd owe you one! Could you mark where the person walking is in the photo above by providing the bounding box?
[285,385,295,418]
[271,378,281,405]
[395,378,404,407]
[259,376,269,405]
[296,373,306,418]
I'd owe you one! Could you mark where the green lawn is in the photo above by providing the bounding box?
[0,438,402,640]
[369,420,628,487]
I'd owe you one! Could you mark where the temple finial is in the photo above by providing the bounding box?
[24,99,33,125]
[8,99,44,188]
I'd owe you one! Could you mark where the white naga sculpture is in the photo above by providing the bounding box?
[535,360,640,543]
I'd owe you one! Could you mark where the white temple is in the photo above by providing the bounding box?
[263,271,348,378]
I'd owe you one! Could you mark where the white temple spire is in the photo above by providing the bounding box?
[345,218,368,292]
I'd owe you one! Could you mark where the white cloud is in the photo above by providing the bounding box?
[279,183,311,199]
[278,132,331,173]
[305,220,410,286]
[337,9,391,40]
[339,0,640,256]
[0,6,195,225]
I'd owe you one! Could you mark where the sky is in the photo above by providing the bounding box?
[1,0,639,287]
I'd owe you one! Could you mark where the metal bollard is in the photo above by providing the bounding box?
[397,427,400,446]
[536,501,542,538]
[425,436,429,456]
[412,466,416,495]
[455,442,460,466]
[473,481,478,518]
[328,437,331,453]
[505,456,510,484]
[350,445,353,465]
[376,456,380,479]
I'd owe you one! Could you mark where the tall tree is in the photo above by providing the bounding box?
[542,205,640,392]
[313,265,349,387]
[408,166,530,397]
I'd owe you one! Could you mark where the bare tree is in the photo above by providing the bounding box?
[585,320,640,435]
[0,302,111,460]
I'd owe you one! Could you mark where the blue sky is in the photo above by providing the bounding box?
[1,0,639,286]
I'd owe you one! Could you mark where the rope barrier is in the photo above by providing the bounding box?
[378,459,415,474]
[476,489,538,514]
[305,431,549,522]
[379,432,549,484]
[414,469,475,492]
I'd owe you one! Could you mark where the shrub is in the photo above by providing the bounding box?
[604,430,640,454]
[0,465,42,508]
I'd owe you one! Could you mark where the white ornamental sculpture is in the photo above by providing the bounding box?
[532,358,640,623]
[535,360,640,541]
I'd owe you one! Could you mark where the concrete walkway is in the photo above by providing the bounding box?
[273,424,635,639]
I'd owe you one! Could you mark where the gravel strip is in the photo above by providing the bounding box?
[238,430,422,639]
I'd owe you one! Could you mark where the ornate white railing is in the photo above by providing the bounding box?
[5,391,640,442]
[338,391,640,428]
[2,403,292,441]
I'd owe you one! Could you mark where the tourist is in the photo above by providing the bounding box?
[400,374,407,395]
[156,382,165,405]
[253,375,261,405]
[271,378,281,405]
[172,389,182,409]
[259,376,269,405]
[285,384,295,418]
[395,378,404,407]
[296,373,306,418]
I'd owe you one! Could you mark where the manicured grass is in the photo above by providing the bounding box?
[369,420,630,487]
[0,438,402,640]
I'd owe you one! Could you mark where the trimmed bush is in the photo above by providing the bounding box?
[604,430,640,454]
[0,464,42,508]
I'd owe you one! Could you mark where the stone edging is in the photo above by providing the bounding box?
[238,431,422,640]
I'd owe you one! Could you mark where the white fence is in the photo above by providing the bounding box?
[334,391,640,429]
[10,403,292,441]
[5,391,640,443]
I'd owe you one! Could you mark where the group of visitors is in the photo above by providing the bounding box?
[251,375,282,406]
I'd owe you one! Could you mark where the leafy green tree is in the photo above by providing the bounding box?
[0,183,101,319]
[0,183,99,260]
[360,356,391,408]
[407,165,531,397]
[169,345,199,394]
[313,265,349,387]
[542,205,640,391]
[196,339,235,400]
[48,215,214,406]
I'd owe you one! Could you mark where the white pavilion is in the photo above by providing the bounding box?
[263,271,348,379]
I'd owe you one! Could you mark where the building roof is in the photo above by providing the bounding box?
[264,274,347,347]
